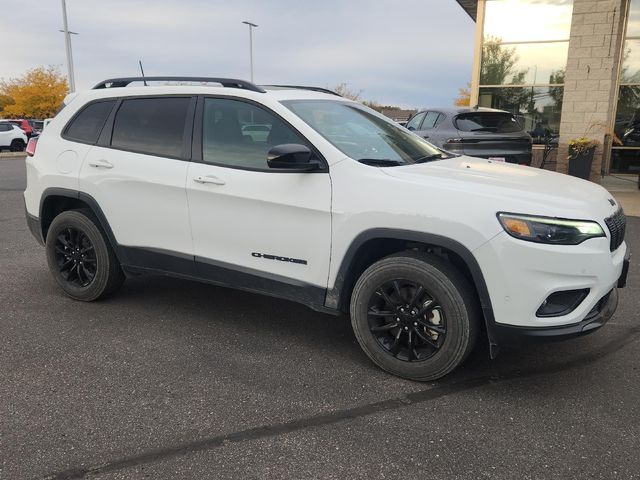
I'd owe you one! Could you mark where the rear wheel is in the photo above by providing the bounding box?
[9,139,25,152]
[46,210,124,301]
[350,251,479,381]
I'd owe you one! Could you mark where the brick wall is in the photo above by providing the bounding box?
[557,0,627,182]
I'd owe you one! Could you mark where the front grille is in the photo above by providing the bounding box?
[604,208,626,252]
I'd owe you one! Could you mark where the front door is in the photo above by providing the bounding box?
[186,97,332,304]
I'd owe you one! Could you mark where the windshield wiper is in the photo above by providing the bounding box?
[413,154,444,163]
[357,158,404,167]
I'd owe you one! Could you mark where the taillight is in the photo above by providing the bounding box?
[26,137,38,157]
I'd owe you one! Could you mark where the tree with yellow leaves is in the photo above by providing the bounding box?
[454,83,471,107]
[0,66,68,119]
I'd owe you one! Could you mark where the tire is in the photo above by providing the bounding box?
[45,209,125,301]
[10,139,25,152]
[350,251,479,381]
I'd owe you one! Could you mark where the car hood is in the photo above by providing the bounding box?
[381,156,618,221]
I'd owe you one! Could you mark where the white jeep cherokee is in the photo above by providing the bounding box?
[24,77,630,381]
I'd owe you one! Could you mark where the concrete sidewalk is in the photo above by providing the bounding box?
[602,174,640,217]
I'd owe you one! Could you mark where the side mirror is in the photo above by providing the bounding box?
[267,144,318,171]
[407,125,415,131]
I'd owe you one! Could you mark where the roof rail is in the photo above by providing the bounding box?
[92,77,266,93]
[262,85,342,97]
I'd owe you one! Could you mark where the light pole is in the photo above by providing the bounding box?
[241,21,258,82]
[60,0,77,92]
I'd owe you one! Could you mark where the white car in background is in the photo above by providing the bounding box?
[0,122,27,151]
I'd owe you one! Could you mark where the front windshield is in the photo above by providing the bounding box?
[282,100,449,165]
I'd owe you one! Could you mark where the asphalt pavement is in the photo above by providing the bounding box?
[1,156,639,479]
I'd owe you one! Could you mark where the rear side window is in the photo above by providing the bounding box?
[454,112,522,133]
[421,111,441,130]
[65,100,116,143]
[111,97,191,158]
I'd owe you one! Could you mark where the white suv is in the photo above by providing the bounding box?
[24,77,630,381]
[0,122,27,151]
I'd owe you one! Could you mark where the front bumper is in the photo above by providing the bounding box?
[475,231,627,329]
[487,287,619,348]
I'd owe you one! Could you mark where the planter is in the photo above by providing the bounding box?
[568,146,595,180]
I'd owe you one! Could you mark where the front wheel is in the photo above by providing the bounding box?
[46,210,124,301]
[350,251,479,381]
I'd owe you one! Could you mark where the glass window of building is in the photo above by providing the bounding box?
[612,0,640,173]
[477,0,573,144]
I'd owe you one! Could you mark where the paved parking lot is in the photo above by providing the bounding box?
[1,156,639,479]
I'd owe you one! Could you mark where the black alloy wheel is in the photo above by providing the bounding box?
[367,279,446,362]
[53,227,97,288]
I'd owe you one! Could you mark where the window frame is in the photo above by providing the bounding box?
[405,112,426,131]
[61,98,119,146]
[420,111,443,130]
[191,95,329,173]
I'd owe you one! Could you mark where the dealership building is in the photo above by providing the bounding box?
[455,0,640,181]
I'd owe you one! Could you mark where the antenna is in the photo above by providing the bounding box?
[138,60,147,86]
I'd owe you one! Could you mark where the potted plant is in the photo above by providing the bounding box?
[567,137,599,180]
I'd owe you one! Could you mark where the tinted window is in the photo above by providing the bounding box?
[65,101,116,143]
[0,123,11,132]
[202,98,308,169]
[112,97,190,158]
[454,112,522,133]
[406,112,425,130]
[421,111,441,130]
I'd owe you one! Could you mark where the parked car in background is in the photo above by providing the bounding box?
[28,120,44,136]
[406,107,533,166]
[6,119,34,137]
[0,122,28,151]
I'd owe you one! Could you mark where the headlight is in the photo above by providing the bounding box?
[497,213,605,245]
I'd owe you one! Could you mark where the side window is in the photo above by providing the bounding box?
[111,97,191,158]
[421,111,441,130]
[406,112,426,131]
[434,113,445,127]
[202,98,308,169]
[65,100,116,144]
[0,124,11,132]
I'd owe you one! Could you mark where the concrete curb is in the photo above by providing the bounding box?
[0,152,26,159]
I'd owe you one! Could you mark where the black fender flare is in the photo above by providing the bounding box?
[325,228,500,353]
[39,187,128,264]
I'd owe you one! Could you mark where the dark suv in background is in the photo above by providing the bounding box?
[406,107,532,166]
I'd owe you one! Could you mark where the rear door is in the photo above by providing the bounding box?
[78,96,196,272]
[415,111,443,142]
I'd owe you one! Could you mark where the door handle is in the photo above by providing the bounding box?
[88,160,114,169]
[423,135,430,139]
[193,175,225,185]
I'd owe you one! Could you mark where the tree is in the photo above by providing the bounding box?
[454,83,471,106]
[333,83,363,101]
[480,37,528,86]
[0,66,68,118]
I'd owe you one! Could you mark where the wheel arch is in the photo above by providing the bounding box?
[326,229,496,344]
[39,188,125,263]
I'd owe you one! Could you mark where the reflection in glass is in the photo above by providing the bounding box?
[480,39,569,86]
[620,40,640,84]
[484,0,573,43]
[478,86,563,143]
[626,0,640,37]
[614,86,640,145]
[610,149,640,173]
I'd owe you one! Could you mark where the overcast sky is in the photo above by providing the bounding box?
[1,0,475,108]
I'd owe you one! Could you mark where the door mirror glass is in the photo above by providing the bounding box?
[267,144,316,171]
